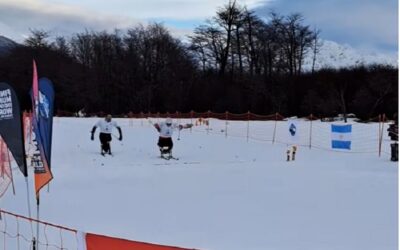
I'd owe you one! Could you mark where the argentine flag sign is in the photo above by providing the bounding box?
[331,124,352,150]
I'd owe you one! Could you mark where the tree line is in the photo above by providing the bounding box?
[0,1,397,120]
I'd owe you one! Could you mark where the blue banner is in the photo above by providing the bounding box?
[31,77,54,195]
[36,78,54,165]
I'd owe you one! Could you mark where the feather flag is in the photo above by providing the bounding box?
[31,60,53,196]
[0,82,27,177]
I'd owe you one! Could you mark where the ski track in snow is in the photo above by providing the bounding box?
[1,117,397,250]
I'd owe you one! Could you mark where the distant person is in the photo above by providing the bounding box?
[91,114,122,155]
[153,117,192,159]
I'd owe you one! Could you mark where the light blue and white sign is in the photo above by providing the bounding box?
[331,124,352,150]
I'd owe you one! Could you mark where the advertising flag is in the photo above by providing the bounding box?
[31,60,53,196]
[0,82,27,176]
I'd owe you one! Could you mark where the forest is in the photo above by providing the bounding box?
[0,1,397,120]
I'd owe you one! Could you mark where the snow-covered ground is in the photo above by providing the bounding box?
[1,118,398,250]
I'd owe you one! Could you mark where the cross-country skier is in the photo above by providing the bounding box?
[154,117,192,159]
[91,114,122,155]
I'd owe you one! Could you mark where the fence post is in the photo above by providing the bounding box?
[272,112,278,144]
[190,110,194,133]
[309,114,313,149]
[246,111,250,142]
[225,111,228,138]
[378,114,382,157]
[379,114,386,157]
[207,110,211,135]
[176,111,180,125]
[140,112,144,127]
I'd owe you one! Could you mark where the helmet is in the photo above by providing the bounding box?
[166,117,172,124]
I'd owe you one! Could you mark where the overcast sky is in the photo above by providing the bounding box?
[0,0,397,56]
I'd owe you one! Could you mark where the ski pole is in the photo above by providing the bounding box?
[112,134,123,145]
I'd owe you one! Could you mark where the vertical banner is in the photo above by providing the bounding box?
[31,61,54,196]
[0,82,27,177]
[37,78,54,165]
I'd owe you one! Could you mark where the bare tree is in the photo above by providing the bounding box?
[24,29,50,48]
[70,30,93,67]
[52,36,70,56]
[311,28,322,74]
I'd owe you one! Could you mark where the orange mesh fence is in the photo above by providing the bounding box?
[135,112,393,155]
[0,209,197,250]
[53,110,395,155]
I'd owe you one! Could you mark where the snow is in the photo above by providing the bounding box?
[1,117,398,250]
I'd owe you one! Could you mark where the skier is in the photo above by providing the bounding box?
[91,114,122,155]
[154,117,192,159]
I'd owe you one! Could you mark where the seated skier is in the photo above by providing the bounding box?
[154,117,192,158]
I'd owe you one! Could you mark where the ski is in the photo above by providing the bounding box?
[153,161,199,166]
[160,155,179,161]
[101,152,113,157]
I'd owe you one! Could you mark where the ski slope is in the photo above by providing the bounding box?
[1,117,398,250]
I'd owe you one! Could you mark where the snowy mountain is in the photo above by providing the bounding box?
[0,35,17,56]
[303,40,398,70]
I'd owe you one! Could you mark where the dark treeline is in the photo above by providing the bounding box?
[0,1,397,119]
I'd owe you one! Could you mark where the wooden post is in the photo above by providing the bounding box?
[225,111,228,138]
[378,114,382,157]
[272,113,278,144]
[379,114,386,157]
[246,111,250,142]
[309,114,313,149]
[190,110,194,133]
[207,110,211,135]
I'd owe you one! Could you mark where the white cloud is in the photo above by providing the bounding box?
[52,0,269,19]
[0,0,271,41]
[0,0,140,41]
